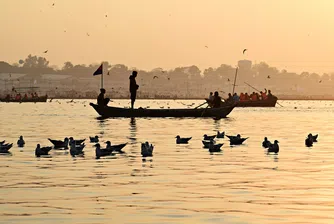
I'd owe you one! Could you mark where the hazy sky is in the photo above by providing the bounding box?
[1,0,334,74]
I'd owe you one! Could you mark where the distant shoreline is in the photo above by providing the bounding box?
[49,96,334,101]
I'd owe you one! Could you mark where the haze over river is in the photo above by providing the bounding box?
[1,100,334,224]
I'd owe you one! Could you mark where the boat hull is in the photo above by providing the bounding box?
[90,103,235,118]
[0,96,48,103]
[236,97,277,107]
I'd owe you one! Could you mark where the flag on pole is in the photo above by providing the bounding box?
[93,64,103,76]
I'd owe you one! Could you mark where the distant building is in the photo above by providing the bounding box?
[238,60,252,70]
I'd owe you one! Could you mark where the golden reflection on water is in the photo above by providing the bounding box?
[1,100,334,223]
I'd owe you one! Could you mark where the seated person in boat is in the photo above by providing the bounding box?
[232,93,240,102]
[206,92,214,105]
[244,93,250,101]
[239,92,245,101]
[208,92,213,101]
[250,92,258,101]
[212,91,222,108]
[97,88,110,107]
[267,90,275,99]
[260,89,268,100]
[23,93,28,100]
[226,93,233,102]
[34,92,39,98]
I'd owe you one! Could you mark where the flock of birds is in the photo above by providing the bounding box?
[0,132,319,159]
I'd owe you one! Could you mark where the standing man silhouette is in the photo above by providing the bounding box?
[129,71,139,109]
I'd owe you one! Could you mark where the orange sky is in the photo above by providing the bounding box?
[1,0,334,74]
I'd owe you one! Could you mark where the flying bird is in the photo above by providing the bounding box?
[267,75,271,79]
[86,33,90,36]
[52,3,55,6]
[153,76,158,79]
[43,50,48,53]
[168,78,170,80]
[205,46,208,48]
[228,78,230,82]
[243,49,247,54]
[319,80,322,83]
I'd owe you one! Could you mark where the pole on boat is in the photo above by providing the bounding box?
[244,82,261,92]
[232,67,238,95]
[101,72,104,89]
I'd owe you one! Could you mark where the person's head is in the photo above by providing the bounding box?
[228,93,232,96]
[260,91,263,94]
[245,93,248,96]
[237,134,241,138]
[100,88,106,94]
[264,137,268,141]
[268,90,271,93]
[210,92,213,96]
[214,91,219,96]
[132,70,138,77]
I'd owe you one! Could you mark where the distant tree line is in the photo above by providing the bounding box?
[1,54,334,98]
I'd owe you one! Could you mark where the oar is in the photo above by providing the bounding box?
[201,105,209,117]
[276,101,284,107]
[194,101,207,109]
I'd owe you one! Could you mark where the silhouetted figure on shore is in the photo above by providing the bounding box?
[97,88,110,107]
[129,71,139,109]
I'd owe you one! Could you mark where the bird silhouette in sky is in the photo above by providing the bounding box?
[319,80,322,83]
[43,50,48,53]
[168,78,170,80]
[153,76,158,79]
[243,49,247,54]
[105,15,108,17]
[205,46,208,48]
[52,3,55,6]
[86,33,90,36]
[228,78,230,82]
[267,75,271,79]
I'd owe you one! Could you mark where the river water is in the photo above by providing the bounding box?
[0,99,334,224]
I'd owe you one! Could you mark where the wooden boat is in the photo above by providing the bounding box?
[206,96,277,108]
[89,103,236,118]
[0,95,48,103]
[235,97,277,107]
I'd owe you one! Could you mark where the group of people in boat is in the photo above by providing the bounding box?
[206,89,276,108]
[208,89,274,104]
[4,92,40,101]
[97,70,139,109]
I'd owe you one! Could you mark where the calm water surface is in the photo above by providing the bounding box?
[1,99,334,224]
